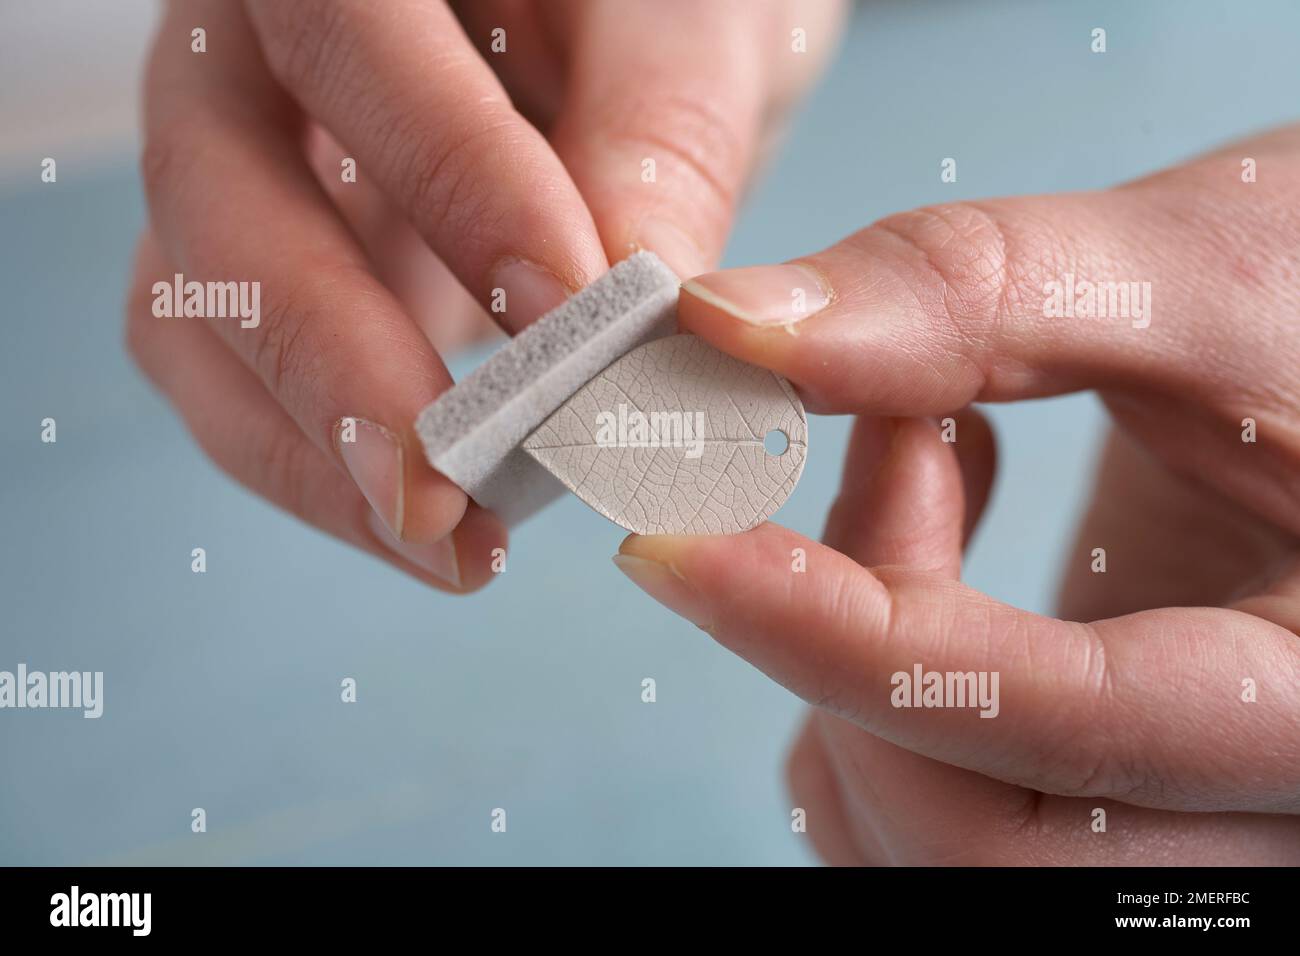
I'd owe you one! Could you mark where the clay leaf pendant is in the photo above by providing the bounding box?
[522,334,808,535]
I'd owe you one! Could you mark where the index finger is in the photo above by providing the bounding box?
[245,0,609,331]
[617,524,1300,814]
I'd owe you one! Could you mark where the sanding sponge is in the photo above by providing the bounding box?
[415,252,680,526]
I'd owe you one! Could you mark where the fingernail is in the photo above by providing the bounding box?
[367,511,461,588]
[491,259,571,332]
[683,263,831,326]
[335,417,404,538]
[634,217,707,278]
[612,552,712,630]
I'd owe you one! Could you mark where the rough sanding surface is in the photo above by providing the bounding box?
[416,252,680,526]
[523,334,808,535]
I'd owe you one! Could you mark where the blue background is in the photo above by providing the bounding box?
[3,0,1297,864]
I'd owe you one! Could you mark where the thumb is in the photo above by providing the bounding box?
[675,136,1300,538]
[676,178,1261,415]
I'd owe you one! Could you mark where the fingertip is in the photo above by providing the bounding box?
[678,275,817,385]
[616,523,844,634]
[618,523,803,583]
[630,217,710,279]
[683,262,833,327]
[830,416,966,576]
[618,526,900,721]
[612,538,714,631]
[369,500,507,595]
[489,257,574,334]
[397,443,470,545]
[446,503,509,593]
[948,408,998,546]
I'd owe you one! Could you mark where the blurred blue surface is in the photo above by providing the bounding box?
[3,0,1298,865]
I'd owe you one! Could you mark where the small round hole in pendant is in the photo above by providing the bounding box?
[763,428,790,456]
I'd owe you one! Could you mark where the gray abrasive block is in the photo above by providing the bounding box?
[415,251,680,526]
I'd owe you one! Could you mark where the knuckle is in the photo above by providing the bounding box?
[140,128,191,207]
[595,87,746,216]
[253,424,316,520]
[250,279,319,401]
[870,201,1069,396]
[252,0,353,101]
[1025,627,1150,800]
[873,202,1014,340]
[141,109,219,209]
[249,261,366,405]
[1037,729,1145,801]
[397,115,517,245]
[197,413,312,522]
[139,39,182,202]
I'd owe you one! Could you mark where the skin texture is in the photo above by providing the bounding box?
[616,125,1300,864]
[125,0,846,591]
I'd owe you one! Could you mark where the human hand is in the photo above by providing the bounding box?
[614,126,1300,863]
[126,0,844,591]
